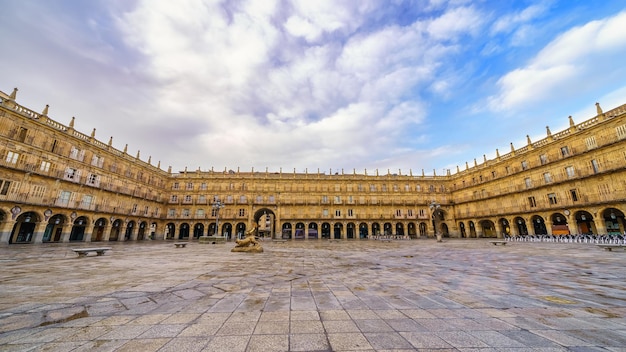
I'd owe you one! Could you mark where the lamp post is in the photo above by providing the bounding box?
[429,200,442,242]
[212,198,225,239]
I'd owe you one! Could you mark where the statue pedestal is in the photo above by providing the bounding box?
[199,236,226,244]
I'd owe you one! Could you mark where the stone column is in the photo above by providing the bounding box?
[83,222,95,242]
[32,221,49,244]
[0,219,16,244]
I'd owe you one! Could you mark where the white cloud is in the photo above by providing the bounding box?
[487,11,626,112]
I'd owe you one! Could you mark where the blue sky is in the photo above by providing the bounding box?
[2,0,626,175]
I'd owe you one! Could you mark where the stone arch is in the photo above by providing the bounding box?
[479,219,496,238]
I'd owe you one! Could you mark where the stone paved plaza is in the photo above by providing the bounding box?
[1,239,625,351]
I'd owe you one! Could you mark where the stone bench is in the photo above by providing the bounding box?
[174,242,188,248]
[489,241,507,246]
[596,244,625,251]
[72,247,111,257]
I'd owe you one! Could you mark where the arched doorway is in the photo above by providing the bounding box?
[70,216,89,241]
[10,211,38,244]
[43,215,65,242]
[602,208,624,235]
[359,222,368,239]
[110,219,123,241]
[236,222,246,239]
[165,222,175,240]
[321,222,331,239]
[395,223,404,238]
[282,223,292,239]
[514,217,528,237]
[468,221,477,238]
[333,223,343,239]
[92,218,107,241]
[295,222,305,239]
[308,223,318,239]
[479,220,496,238]
[193,223,204,238]
[407,223,416,239]
[346,222,355,239]
[498,218,511,237]
[531,215,547,235]
[575,211,594,234]
[253,208,276,239]
[418,222,427,237]
[550,213,570,236]
[372,222,381,237]
[459,222,466,238]
[222,223,233,240]
[383,222,392,236]
[125,220,135,240]
[137,221,148,240]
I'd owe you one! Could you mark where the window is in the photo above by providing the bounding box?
[239,195,247,203]
[200,182,207,190]
[505,166,511,175]
[64,167,79,181]
[168,209,176,217]
[416,184,422,192]
[560,146,569,157]
[238,209,245,216]
[543,172,552,183]
[144,206,149,215]
[334,184,341,191]
[521,160,528,170]
[591,159,599,174]
[585,136,597,150]
[87,173,100,187]
[198,195,206,203]
[395,209,402,216]
[370,184,376,191]
[182,209,190,217]
[91,155,104,167]
[570,189,578,202]
[381,184,388,191]
[256,195,263,203]
[528,196,536,208]
[131,204,138,213]
[69,146,85,161]
[548,193,558,205]
[565,166,575,178]
[0,179,12,195]
[404,184,410,191]
[184,195,192,203]
[393,184,399,191]
[17,127,28,142]
[40,160,51,172]
[196,209,205,217]
[6,151,19,164]
[170,195,178,202]
[186,182,193,190]
[491,171,497,178]
[524,177,532,188]
[616,124,626,140]
[334,196,341,203]
[419,209,426,218]
[539,154,548,165]
[357,184,364,191]
[173,182,179,189]
[407,209,413,217]
[348,209,354,217]
[58,191,71,206]
[322,195,328,203]
[323,209,329,217]
[335,210,341,217]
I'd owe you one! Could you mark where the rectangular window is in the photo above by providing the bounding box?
[6,151,19,164]
[256,195,263,203]
[87,173,100,187]
[560,146,569,157]
[335,210,341,217]
[200,182,207,190]
[186,182,193,190]
[182,209,190,217]
[395,209,402,216]
[539,153,548,165]
[170,195,178,202]
[407,209,413,217]
[17,127,28,142]
[524,177,532,188]
[198,195,206,203]
[334,196,341,203]
[370,184,376,191]
[543,172,552,183]
[381,184,388,191]
[168,209,176,217]
[548,193,558,205]
[521,160,528,170]
[239,209,245,216]
[347,209,353,217]
[323,209,329,217]
[570,189,578,202]
[131,204,138,213]
[322,195,328,203]
[0,180,12,195]
[505,166,511,175]
[172,182,179,189]
[591,159,599,173]
[616,124,626,140]
[585,136,597,150]
[357,184,364,191]
[565,166,575,178]
[184,195,192,203]
[64,167,77,180]
[58,191,71,206]
[91,155,104,167]
[40,160,51,172]
[528,196,536,208]
[196,209,205,217]
[239,195,247,203]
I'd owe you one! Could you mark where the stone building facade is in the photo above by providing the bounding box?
[1,87,625,245]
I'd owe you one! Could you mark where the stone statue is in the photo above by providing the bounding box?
[231,225,264,253]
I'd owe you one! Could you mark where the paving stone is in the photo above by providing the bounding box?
[1,240,625,351]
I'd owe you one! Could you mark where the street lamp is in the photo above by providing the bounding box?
[212,198,225,239]
[429,200,442,242]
